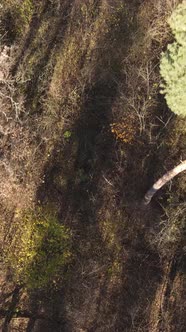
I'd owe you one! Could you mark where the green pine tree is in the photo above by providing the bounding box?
[160,2,186,118]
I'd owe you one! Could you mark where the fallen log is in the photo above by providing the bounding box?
[143,160,186,205]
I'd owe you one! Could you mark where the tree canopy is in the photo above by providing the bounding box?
[160,2,186,118]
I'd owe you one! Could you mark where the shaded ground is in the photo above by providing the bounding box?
[0,0,186,331]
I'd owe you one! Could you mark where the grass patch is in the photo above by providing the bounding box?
[0,0,35,42]
[155,199,186,257]
[42,0,131,138]
[99,215,124,282]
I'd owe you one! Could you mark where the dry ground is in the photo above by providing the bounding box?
[0,0,186,331]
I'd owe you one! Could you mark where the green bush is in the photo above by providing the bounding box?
[5,208,72,289]
[160,2,186,118]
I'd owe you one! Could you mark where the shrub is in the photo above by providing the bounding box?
[5,208,72,289]
[160,2,186,118]
[110,112,138,144]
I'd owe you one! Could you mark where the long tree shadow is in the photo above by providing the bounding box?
[34,71,120,332]
[31,5,131,326]
[33,50,163,332]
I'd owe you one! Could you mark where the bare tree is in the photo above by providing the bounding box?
[143,160,186,205]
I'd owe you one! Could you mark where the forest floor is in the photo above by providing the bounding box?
[0,1,186,331]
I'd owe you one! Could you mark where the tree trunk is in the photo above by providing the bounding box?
[143,160,186,205]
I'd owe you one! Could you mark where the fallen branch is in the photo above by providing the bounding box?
[143,160,186,205]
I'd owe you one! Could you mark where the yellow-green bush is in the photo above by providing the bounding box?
[5,208,72,289]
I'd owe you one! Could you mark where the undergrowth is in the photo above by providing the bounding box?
[0,0,35,42]
[0,0,185,331]
[4,208,72,289]
[156,201,186,257]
